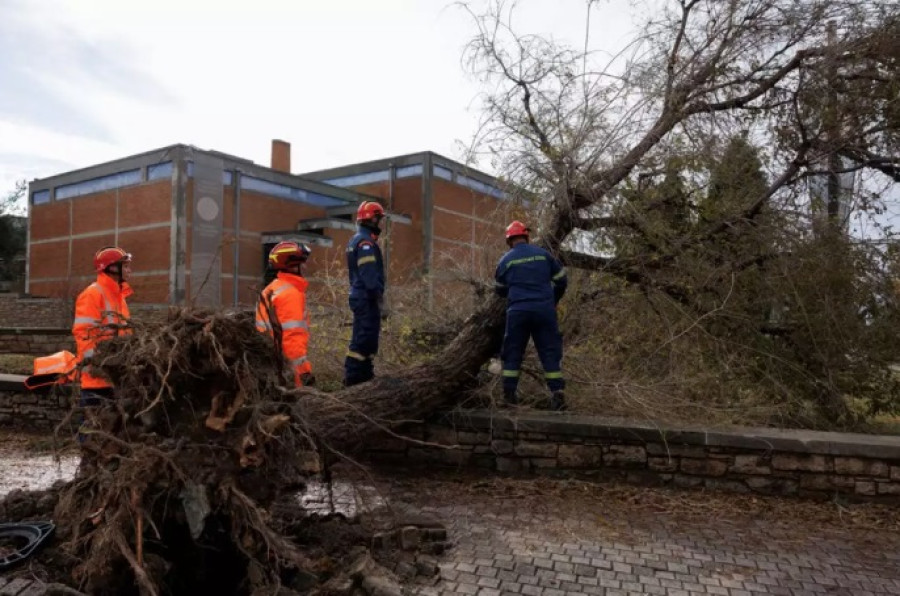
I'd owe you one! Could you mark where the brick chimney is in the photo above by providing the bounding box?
[271,139,291,173]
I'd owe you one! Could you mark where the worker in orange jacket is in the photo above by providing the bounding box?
[256,241,315,387]
[73,246,133,409]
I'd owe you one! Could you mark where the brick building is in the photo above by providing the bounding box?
[26,141,514,307]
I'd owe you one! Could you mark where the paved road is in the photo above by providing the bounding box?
[2,448,899,596]
[383,474,900,596]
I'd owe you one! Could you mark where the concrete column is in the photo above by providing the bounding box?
[169,146,188,305]
[422,153,434,308]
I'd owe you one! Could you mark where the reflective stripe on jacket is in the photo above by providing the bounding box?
[256,271,312,387]
[72,274,133,390]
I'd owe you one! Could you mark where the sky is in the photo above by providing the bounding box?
[0,0,638,207]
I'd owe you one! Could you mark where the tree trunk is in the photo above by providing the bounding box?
[290,296,507,451]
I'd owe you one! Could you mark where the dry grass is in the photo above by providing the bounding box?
[4,269,899,434]
[0,353,32,375]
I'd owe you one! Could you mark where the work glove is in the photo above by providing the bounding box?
[300,372,316,387]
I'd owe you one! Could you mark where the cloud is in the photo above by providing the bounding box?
[0,120,119,179]
[0,153,73,212]
[0,0,636,188]
[0,0,176,143]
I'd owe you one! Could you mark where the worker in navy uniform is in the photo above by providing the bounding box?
[494,221,569,410]
[344,201,386,386]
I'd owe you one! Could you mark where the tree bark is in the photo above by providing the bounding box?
[289,297,507,452]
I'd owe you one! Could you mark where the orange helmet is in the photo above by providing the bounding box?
[268,241,311,270]
[94,246,132,273]
[505,221,530,241]
[356,201,385,222]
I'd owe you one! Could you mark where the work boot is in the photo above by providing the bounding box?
[502,389,519,407]
[549,390,567,412]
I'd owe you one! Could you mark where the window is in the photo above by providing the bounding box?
[147,161,174,181]
[55,169,142,200]
[434,165,453,181]
[31,190,51,205]
[396,164,423,179]
[323,170,391,187]
[241,176,346,207]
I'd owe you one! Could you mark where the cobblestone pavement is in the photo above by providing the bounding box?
[2,447,899,596]
[383,475,900,596]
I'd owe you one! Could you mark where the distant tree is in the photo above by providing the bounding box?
[701,136,769,224]
[0,181,27,282]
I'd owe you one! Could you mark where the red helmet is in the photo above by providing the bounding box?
[268,241,311,270]
[94,246,132,273]
[505,221,530,240]
[356,201,385,222]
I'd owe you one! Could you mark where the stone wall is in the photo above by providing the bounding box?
[0,389,71,430]
[2,393,899,501]
[0,329,74,355]
[0,295,72,328]
[367,411,900,502]
[0,304,173,355]
[0,294,172,329]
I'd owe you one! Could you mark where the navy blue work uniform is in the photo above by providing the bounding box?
[494,243,568,396]
[344,226,385,386]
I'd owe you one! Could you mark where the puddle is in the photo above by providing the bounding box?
[0,450,382,520]
[0,452,79,498]
[300,479,386,518]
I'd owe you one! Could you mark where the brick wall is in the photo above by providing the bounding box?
[430,180,513,307]
[27,166,511,309]
[367,411,900,502]
[29,180,173,302]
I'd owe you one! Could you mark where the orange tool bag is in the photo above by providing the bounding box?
[24,350,77,391]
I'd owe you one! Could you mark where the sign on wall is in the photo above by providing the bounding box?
[190,153,224,306]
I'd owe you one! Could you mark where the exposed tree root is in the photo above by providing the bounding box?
[2,306,465,595]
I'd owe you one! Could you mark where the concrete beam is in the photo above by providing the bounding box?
[428,152,506,190]
[231,160,380,204]
[298,150,510,193]
[29,143,379,208]
[260,231,333,248]
[29,145,186,192]
[441,410,900,460]
[422,153,434,308]
[0,373,27,392]
[297,218,357,232]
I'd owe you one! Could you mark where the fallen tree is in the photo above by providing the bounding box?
[5,1,900,593]
[1,305,502,595]
[461,0,900,425]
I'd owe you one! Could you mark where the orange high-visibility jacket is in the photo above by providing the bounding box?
[72,274,133,390]
[256,271,312,387]
[24,350,78,390]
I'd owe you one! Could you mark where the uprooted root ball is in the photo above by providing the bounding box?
[2,307,448,596]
